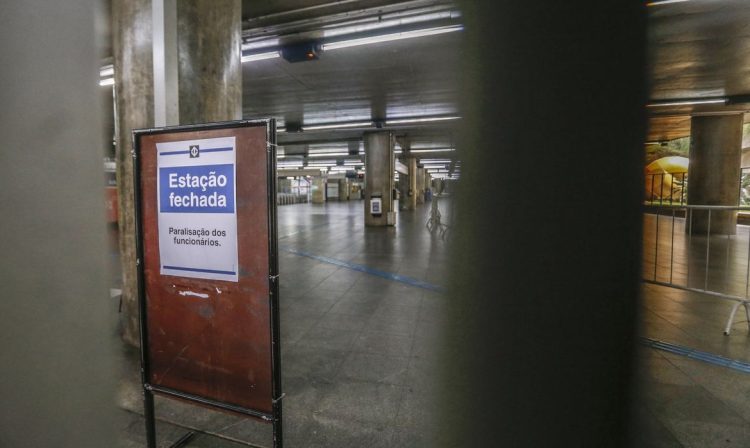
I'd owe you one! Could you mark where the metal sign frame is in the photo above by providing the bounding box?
[133,119,282,448]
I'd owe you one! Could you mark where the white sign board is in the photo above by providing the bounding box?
[156,136,238,282]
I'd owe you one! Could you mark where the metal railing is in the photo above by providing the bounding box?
[646,168,750,207]
[645,171,687,206]
[643,204,750,335]
[277,193,307,206]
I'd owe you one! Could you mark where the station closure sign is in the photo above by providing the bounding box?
[157,136,238,281]
[133,121,283,448]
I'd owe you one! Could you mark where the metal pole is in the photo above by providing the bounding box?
[654,208,660,281]
[144,389,157,448]
[650,174,655,203]
[726,231,731,295]
[705,209,711,291]
[659,173,664,206]
[686,208,693,288]
[680,172,685,205]
[744,225,750,298]
[670,208,676,284]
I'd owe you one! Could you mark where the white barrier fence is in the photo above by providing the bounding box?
[643,204,750,335]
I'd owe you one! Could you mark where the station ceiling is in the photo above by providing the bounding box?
[100,1,750,156]
[239,0,750,150]
[647,0,750,142]
[239,0,461,158]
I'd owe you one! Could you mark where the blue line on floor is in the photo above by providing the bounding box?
[283,247,445,293]
[640,337,750,374]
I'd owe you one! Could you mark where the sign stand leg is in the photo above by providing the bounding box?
[272,407,283,448]
[144,388,157,448]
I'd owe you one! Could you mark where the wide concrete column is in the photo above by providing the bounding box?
[114,0,241,345]
[113,0,154,346]
[416,167,425,204]
[177,0,242,124]
[311,176,326,203]
[364,131,396,226]
[688,114,744,235]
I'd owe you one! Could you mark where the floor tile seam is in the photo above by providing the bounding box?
[305,382,410,427]
[337,371,410,387]
[655,412,750,441]
[656,349,750,426]
[306,410,401,433]
[635,403,687,447]
[326,319,369,384]
[644,309,703,344]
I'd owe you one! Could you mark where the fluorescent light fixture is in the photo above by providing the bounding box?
[308,152,349,157]
[386,116,460,125]
[322,25,463,51]
[99,77,115,86]
[322,11,461,39]
[411,148,455,153]
[242,38,280,51]
[302,121,372,131]
[100,66,114,77]
[647,0,691,6]
[647,98,725,107]
[241,51,280,63]
[277,127,286,133]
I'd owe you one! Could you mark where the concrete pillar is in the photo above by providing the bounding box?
[311,176,326,203]
[416,167,425,204]
[688,114,744,235]
[364,131,395,226]
[113,0,154,346]
[339,179,350,200]
[177,0,242,124]
[114,0,242,345]
[406,157,418,210]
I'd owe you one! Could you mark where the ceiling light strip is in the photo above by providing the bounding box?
[647,0,691,6]
[385,116,460,125]
[411,148,455,153]
[302,121,372,131]
[241,51,280,63]
[322,25,463,51]
[647,98,726,107]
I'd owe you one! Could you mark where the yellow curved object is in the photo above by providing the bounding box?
[645,156,689,201]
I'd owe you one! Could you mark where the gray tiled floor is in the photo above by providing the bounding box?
[119,201,750,447]
[119,199,452,447]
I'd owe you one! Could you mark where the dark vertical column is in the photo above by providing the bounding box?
[364,131,395,226]
[688,114,744,234]
[407,156,418,210]
[416,167,425,204]
[177,0,242,124]
[0,0,119,446]
[113,0,154,346]
[440,2,646,447]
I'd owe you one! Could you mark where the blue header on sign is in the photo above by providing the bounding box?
[159,164,235,213]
